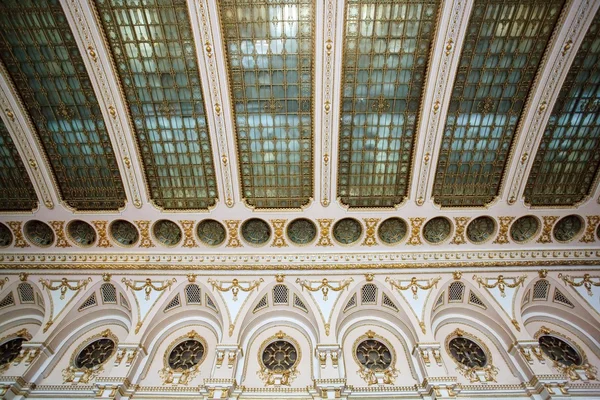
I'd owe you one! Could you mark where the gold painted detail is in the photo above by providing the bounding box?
[87,46,97,62]
[361,218,380,247]
[270,219,288,248]
[179,220,198,248]
[159,330,207,385]
[122,277,176,301]
[446,329,498,383]
[558,273,600,297]
[208,278,263,301]
[4,108,14,121]
[386,276,441,299]
[316,219,334,247]
[91,221,112,248]
[258,331,300,386]
[224,220,242,248]
[472,274,527,297]
[493,217,515,244]
[47,221,70,248]
[407,218,425,246]
[63,329,117,384]
[353,330,398,385]
[6,222,28,248]
[451,217,471,245]
[40,277,91,300]
[296,277,353,300]
[537,216,559,243]
[0,277,7,290]
[134,221,155,248]
[581,216,600,243]
[453,271,462,280]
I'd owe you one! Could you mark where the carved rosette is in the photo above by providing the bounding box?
[159,331,207,385]
[445,329,498,383]
[62,329,118,384]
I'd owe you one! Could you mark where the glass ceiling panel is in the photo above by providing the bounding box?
[432,0,565,207]
[219,0,314,209]
[94,0,218,210]
[524,10,600,206]
[338,0,440,207]
[0,118,37,211]
[0,0,127,210]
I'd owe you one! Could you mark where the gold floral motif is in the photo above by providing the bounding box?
[40,277,91,300]
[6,222,28,248]
[316,219,334,247]
[270,219,288,248]
[451,217,471,245]
[296,277,353,300]
[558,273,600,296]
[122,277,176,301]
[49,221,71,248]
[580,216,600,243]
[407,218,425,246]
[361,218,380,247]
[472,274,527,297]
[386,276,441,299]
[179,220,198,248]
[91,221,112,248]
[493,217,515,244]
[537,216,559,243]
[207,278,263,301]
[134,220,155,248]
[224,220,242,248]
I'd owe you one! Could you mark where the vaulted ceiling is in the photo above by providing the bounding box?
[0,0,599,268]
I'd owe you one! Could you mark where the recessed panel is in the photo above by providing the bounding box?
[524,10,600,206]
[0,0,126,210]
[432,0,565,207]
[94,0,218,209]
[338,0,440,207]
[218,0,314,208]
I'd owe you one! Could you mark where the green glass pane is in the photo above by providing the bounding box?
[432,0,565,207]
[524,10,600,206]
[0,118,37,210]
[0,0,126,210]
[94,0,218,210]
[338,0,440,207]
[219,0,314,208]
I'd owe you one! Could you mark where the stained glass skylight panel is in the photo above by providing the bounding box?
[338,0,440,207]
[0,0,127,210]
[432,0,565,207]
[0,118,37,211]
[94,0,218,210]
[218,0,314,208]
[524,10,600,206]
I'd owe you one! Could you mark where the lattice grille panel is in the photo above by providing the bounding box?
[344,293,357,311]
[164,293,181,312]
[434,292,444,309]
[253,294,268,312]
[533,279,549,300]
[273,284,289,305]
[78,293,97,311]
[293,293,307,312]
[525,10,600,206]
[468,291,486,308]
[448,282,464,302]
[382,292,398,311]
[0,0,126,210]
[218,0,314,208]
[553,288,574,307]
[185,284,202,304]
[338,0,440,207]
[101,283,117,304]
[120,293,130,310]
[432,0,565,206]
[18,283,34,303]
[361,283,378,304]
[205,294,217,311]
[0,292,15,309]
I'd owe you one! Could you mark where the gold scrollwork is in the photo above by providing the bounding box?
[451,217,471,245]
[224,220,242,248]
[49,221,71,248]
[537,216,559,243]
[472,274,527,297]
[63,329,118,384]
[91,221,112,248]
[207,278,263,301]
[179,220,198,248]
[295,277,353,300]
[134,220,155,248]
[159,330,207,385]
[40,277,91,300]
[122,277,176,301]
[493,216,515,244]
[353,330,398,385]
[257,330,301,386]
[6,222,29,248]
[385,276,441,299]
[558,273,600,297]
[270,219,288,248]
[316,219,334,247]
[580,216,600,243]
[407,218,425,246]
[445,328,498,383]
[361,218,380,247]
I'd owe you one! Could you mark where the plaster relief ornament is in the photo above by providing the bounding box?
[423,217,452,244]
[66,220,97,247]
[23,220,55,247]
[109,219,139,247]
[0,329,31,373]
[287,218,317,245]
[553,215,583,242]
[0,222,13,247]
[241,218,271,245]
[466,216,496,243]
[296,277,353,300]
[258,331,300,386]
[386,276,441,299]
[377,217,408,244]
[196,219,226,246]
[472,274,527,297]
[63,329,117,384]
[152,220,182,247]
[536,327,597,381]
[558,273,600,296]
[354,330,398,385]
[159,331,206,385]
[510,215,540,243]
[208,278,263,301]
[333,218,363,244]
[446,329,498,383]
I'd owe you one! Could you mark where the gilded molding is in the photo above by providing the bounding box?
[6,222,28,248]
[386,276,441,300]
[91,221,112,248]
[537,216,559,243]
[49,221,71,248]
[179,220,198,248]
[320,0,336,207]
[296,277,353,300]
[472,274,527,297]
[493,217,515,245]
[407,218,426,246]
[558,273,600,296]
[361,218,380,247]
[207,278,263,301]
[122,277,176,301]
[224,220,242,248]
[40,277,91,300]
[451,217,471,245]
[270,219,289,248]
[134,220,155,249]
[316,219,334,247]
[580,216,600,243]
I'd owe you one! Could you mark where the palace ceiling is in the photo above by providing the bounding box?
[0,0,599,269]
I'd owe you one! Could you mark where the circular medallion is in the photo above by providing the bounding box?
[287,218,317,245]
[24,220,54,247]
[423,217,452,244]
[0,223,13,247]
[355,339,393,371]
[74,338,116,369]
[448,337,487,368]
[510,216,540,243]
[467,216,496,243]
[333,218,362,245]
[153,220,182,247]
[538,335,582,367]
[168,339,205,370]
[378,217,407,244]
[241,218,271,245]
[196,219,226,246]
[553,215,583,242]
[261,340,298,372]
[109,220,139,247]
[0,338,26,366]
[67,220,96,247]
